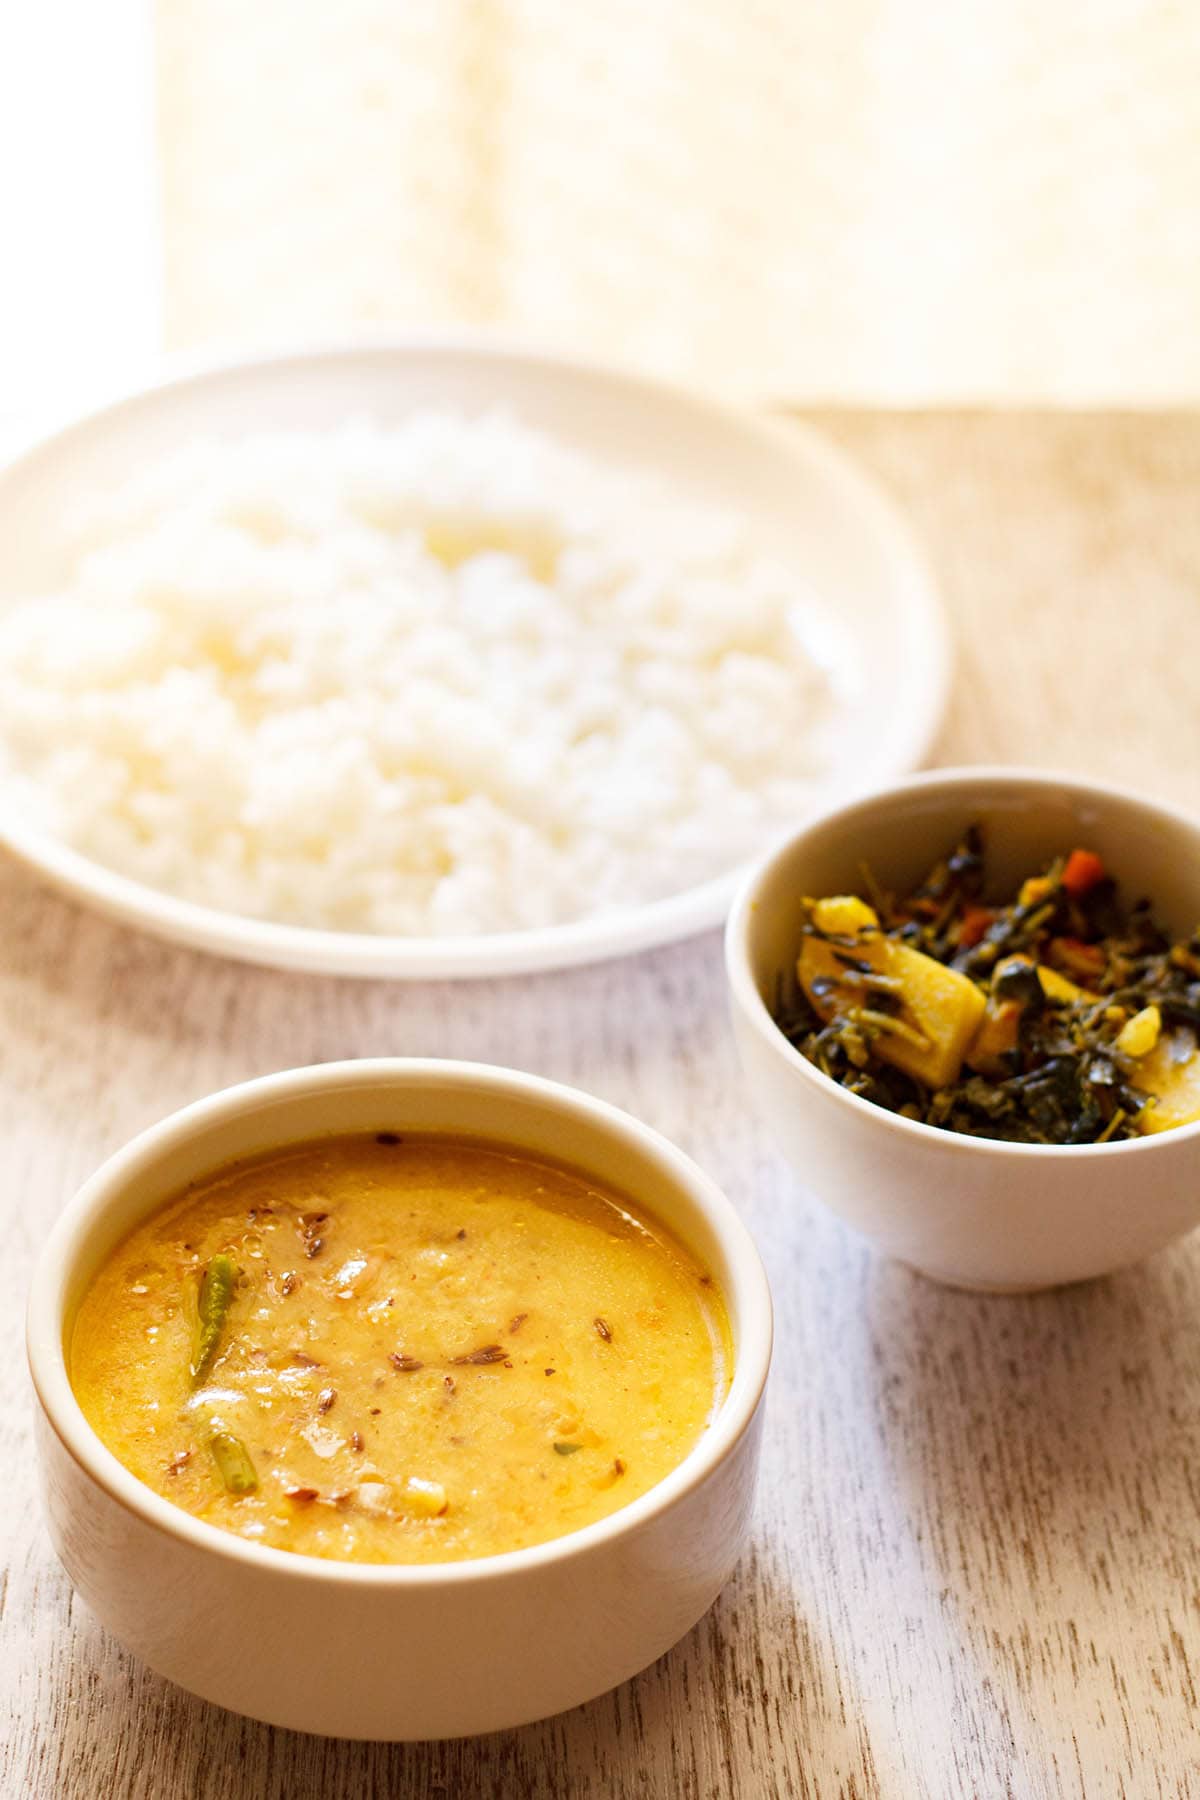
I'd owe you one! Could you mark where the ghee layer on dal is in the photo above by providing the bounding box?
[70,1134,730,1563]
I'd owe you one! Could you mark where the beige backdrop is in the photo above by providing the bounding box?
[156,1,1199,404]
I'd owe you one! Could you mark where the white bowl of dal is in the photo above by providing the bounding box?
[27,1057,773,1737]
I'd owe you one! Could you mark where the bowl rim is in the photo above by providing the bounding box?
[27,1056,773,1587]
[725,762,1200,1160]
[0,332,949,979]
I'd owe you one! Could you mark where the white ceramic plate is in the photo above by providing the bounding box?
[0,340,948,978]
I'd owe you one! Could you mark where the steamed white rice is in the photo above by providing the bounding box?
[0,413,835,936]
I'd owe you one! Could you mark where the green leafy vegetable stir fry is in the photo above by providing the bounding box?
[774,827,1200,1143]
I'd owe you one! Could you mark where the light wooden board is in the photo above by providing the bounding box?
[3,413,1199,1799]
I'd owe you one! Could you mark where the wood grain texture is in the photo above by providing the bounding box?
[4,413,1199,1800]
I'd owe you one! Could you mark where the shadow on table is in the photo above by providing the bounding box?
[41,1542,873,1800]
[1,857,735,1158]
[853,1240,1200,1785]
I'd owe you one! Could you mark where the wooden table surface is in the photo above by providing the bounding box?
[4,412,1199,1800]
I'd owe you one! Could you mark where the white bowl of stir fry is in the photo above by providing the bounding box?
[726,767,1200,1290]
